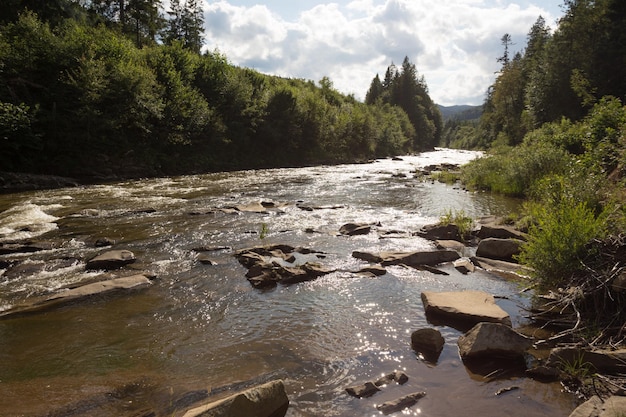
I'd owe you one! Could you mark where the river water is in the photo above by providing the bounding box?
[0,149,577,416]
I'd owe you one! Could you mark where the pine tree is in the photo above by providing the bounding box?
[165,0,204,53]
[365,74,383,104]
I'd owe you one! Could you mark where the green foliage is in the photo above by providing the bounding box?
[518,195,606,290]
[558,352,595,380]
[0,8,423,178]
[477,1,626,148]
[259,223,269,240]
[365,56,442,150]
[0,101,40,170]
[460,142,571,197]
[439,209,474,240]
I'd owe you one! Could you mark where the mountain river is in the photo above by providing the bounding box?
[0,149,578,416]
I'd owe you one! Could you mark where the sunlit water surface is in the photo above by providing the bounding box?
[0,150,577,416]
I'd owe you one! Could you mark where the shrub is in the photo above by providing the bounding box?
[517,198,606,289]
[439,209,474,241]
[460,143,571,197]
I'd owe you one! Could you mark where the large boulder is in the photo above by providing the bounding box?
[182,379,288,417]
[475,238,523,262]
[568,395,626,417]
[457,322,533,360]
[0,274,154,318]
[421,290,512,327]
[86,249,136,270]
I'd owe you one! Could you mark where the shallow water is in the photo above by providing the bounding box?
[0,149,577,416]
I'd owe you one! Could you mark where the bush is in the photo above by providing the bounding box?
[439,209,474,241]
[460,142,571,197]
[517,198,606,289]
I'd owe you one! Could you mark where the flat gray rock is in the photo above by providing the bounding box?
[421,290,512,327]
[86,249,136,270]
[0,274,154,318]
[182,379,288,417]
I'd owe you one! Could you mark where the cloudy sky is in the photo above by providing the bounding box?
[201,0,566,106]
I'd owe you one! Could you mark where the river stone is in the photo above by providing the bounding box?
[475,224,527,241]
[374,371,409,386]
[411,328,445,354]
[381,250,460,267]
[345,382,380,398]
[352,250,460,267]
[416,223,461,241]
[376,391,426,415]
[435,240,466,252]
[568,395,626,417]
[86,249,136,270]
[345,371,408,398]
[339,223,371,236]
[470,256,532,279]
[0,274,154,318]
[181,379,288,417]
[0,241,54,255]
[475,238,523,262]
[546,347,626,374]
[457,322,533,360]
[356,265,387,277]
[453,257,475,274]
[421,290,512,327]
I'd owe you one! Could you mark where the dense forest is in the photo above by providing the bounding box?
[0,0,442,180]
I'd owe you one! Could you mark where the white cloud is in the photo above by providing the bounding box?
[202,0,563,105]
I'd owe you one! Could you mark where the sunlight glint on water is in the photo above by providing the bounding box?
[0,150,575,416]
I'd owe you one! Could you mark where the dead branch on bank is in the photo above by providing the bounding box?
[529,235,626,348]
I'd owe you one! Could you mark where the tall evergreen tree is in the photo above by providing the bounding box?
[165,0,204,53]
[365,57,441,150]
[365,74,383,104]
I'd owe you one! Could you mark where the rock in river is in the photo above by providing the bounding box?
[85,249,136,271]
[181,379,289,417]
[475,238,523,262]
[421,290,512,328]
[457,322,533,360]
[0,274,155,318]
[411,328,445,359]
[352,250,459,267]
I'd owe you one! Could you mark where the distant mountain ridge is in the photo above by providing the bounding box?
[437,104,482,121]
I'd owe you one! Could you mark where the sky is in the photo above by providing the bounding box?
[200,0,566,106]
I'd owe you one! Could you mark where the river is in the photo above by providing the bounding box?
[0,149,577,416]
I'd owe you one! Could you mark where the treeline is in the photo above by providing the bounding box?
[447,0,626,150]
[460,0,626,293]
[0,1,440,179]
